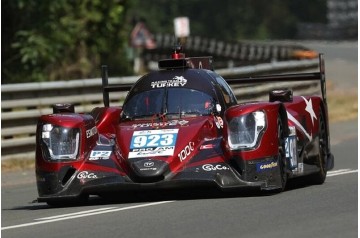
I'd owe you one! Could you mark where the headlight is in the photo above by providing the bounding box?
[227,111,266,150]
[41,124,80,160]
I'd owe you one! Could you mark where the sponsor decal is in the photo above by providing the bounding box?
[144,161,154,167]
[90,151,112,157]
[86,126,98,138]
[140,161,157,171]
[77,171,97,179]
[131,147,175,157]
[140,167,157,171]
[178,142,195,162]
[129,129,178,158]
[200,144,215,150]
[285,126,297,169]
[132,120,189,128]
[89,150,111,160]
[202,164,229,172]
[214,116,224,129]
[89,158,107,161]
[150,76,187,88]
[256,161,278,172]
[136,130,155,135]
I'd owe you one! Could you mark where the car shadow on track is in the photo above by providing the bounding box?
[9,177,318,210]
[7,187,266,210]
[96,177,318,205]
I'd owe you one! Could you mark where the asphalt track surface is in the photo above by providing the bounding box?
[1,41,358,238]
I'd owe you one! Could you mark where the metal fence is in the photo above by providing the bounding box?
[143,34,313,67]
[1,59,319,160]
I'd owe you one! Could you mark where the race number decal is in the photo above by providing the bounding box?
[129,129,178,158]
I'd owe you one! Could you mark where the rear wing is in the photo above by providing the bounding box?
[101,54,326,107]
[224,54,327,105]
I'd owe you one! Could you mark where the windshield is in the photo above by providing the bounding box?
[121,88,215,120]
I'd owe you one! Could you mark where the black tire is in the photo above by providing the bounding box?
[309,111,328,184]
[277,117,288,192]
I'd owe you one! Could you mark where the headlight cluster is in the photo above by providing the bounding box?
[227,111,266,150]
[41,124,80,160]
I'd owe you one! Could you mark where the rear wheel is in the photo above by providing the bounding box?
[309,111,328,184]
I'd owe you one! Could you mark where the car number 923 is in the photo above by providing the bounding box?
[130,129,179,149]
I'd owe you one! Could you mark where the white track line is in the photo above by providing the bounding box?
[2,169,357,231]
[35,207,119,221]
[327,169,358,177]
[2,201,174,231]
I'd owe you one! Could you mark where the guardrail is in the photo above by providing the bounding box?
[143,34,313,66]
[1,59,319,160]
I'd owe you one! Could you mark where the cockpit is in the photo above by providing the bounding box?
[121,87,216,120]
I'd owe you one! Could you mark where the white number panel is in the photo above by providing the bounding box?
[129,129,179,158]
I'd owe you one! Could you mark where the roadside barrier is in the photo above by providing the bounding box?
[144,34,315,65]
[1,59,319,160]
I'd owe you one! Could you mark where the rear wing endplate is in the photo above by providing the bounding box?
[225,54,327,104]
[101,66,132,107]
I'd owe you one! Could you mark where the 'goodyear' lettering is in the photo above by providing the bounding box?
[257,161,278,172]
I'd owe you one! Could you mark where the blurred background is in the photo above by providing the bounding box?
[2,0,357,84]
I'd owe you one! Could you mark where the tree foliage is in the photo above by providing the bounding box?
[2,0,131,83]
[2,0,327,83]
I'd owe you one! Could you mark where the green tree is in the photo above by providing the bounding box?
[3,0,327,83]
[2,0,132,84]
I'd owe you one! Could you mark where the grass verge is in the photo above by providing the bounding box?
[2,159,35,173]
[327,89,357,122]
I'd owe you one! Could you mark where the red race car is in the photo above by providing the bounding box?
[35,49,334,206]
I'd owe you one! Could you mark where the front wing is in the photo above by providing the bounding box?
[36,157,283,203]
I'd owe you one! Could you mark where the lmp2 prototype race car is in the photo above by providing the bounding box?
[35,48,334,205]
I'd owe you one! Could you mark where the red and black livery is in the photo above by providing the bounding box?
[35,49,334,205]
